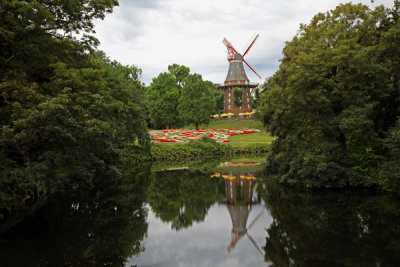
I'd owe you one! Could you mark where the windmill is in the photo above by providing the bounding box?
[218,34,261,115]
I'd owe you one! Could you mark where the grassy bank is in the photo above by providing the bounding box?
[150,137,270,161]
[145,119,273,161]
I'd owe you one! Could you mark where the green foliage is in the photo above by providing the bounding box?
[147,169,224,230]
[187,136,221,154]
[260,178,400,266]
[252,88,260,109]
[145,72,180,129]
[233,88,243,111]
[168,63,190,88]
[0,165,150,265]
[150,138,270,161]
[0,0,149,227]
[178,74,215,130]
[214,89,225,113]
[380,119,400,193]
[259,2,400,189]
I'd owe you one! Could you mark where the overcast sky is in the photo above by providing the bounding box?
[93,0,394,85]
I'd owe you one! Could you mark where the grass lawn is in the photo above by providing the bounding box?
[186,119,264,130]
[191,119,275,146]
[228,130,275,146]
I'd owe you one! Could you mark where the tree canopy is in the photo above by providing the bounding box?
[145,72,180,129]
[178,74,216,130]
[259,2,400,190]
[168,63,190,88]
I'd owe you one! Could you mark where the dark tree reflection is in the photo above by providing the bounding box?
[0,165,151,266]
[260,179,400,267]
[147,169,225,230]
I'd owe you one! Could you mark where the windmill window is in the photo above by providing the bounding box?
[248,104,250,109]
[228,104,231,110]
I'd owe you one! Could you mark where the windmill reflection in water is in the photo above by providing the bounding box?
[211,163,265,257]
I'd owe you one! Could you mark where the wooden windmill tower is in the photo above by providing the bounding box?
[218,34,261,115]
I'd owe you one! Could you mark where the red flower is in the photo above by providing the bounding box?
[152,138,176,142]
[243,130,257,134]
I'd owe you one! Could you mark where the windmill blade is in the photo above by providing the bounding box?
[243,34,260,57]
[246,233,265,257]
[243,59,262,79]
[222,37,238,54]
[246,209,264,231]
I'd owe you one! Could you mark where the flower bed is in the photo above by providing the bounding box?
[149,128,259,143]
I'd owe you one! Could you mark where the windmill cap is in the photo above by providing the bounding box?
[233,54,243,61]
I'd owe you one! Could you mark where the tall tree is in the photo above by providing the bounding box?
[259,2,400,189]
[145,72,179,129]
[178,74,215,130]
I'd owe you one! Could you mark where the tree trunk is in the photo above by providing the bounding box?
[195,122,199,131]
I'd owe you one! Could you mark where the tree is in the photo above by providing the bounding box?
[233,88,243,115]
[145,72,179,129]
[259,2,400,189]
[168,64,190,88]
[0,0,149,226]
[214,89,225,114]
[252,88,260,109]
[178,74,215,130]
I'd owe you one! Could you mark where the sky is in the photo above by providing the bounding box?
[93,0,394,85]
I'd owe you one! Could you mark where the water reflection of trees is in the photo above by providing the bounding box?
[260,179,400,266]
[0,166,150,266]
[147,169,225,230]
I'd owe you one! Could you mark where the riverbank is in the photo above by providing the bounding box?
[150,138,270,161]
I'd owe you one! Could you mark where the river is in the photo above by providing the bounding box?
[0,157,399,266]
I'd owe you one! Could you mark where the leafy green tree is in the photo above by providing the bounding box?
[259,2,400,189]
[145,72,180,129]
[178,74,215,130]
[233,88,243,114]
[0,0,149,225]
[168,64,190,88]
[252,88,260,109]
[214,89,225,114]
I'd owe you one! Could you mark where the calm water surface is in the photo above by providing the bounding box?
[1,158,400,267]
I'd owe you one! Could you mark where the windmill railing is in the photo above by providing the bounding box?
[216,82,259,88]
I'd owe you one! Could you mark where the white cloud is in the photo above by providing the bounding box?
[94,0,395,85]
